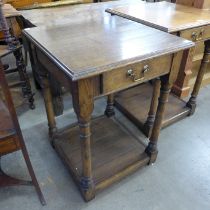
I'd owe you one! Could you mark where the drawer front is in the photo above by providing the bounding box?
[0,136,20,156]
[180,25,210,42]
[103,54,173,94]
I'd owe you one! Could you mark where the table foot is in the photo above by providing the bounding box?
[145,142,158,164]
[186,96,196,115]
[80,176,95,201]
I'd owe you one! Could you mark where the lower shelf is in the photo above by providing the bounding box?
[53,116,150,198]
[115,83,191,136]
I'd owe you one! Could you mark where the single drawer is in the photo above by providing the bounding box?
[180,25,210,42]
[0,136,20,156]
[102,54,173,94]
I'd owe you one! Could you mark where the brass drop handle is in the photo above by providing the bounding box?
[191,29,204,41]
[127,65,149,82]
[143,64,149,73]
[191,32,198,41]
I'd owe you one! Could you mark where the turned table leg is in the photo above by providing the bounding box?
[104,94,115,117]
[41,75,57,140]
[143,79,161,137]
[13,48,35,109]
[145,76,171,164]
[78,117,95,201]
[187,41,210,115]
[27,40,64,116]
[72,79,95,201]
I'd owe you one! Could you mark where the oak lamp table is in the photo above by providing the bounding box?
[22,15,193,201]
[106,1,210,137]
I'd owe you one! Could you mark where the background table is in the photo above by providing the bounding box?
[106,1,210,137]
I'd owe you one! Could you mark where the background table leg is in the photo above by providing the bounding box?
[187,41,210,115]
[143,79,161,137]
[41,75,57,140]
[104,94,115,117]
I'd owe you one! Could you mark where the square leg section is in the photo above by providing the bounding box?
[53,116,150,201]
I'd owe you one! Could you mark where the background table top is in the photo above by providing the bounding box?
[20,0,139,27]
[106,1,210,33]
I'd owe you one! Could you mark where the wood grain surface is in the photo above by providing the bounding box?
[23,20,193,81]
[106,1,210,33]
[20,0,143,27]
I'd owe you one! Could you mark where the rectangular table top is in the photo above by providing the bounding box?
[23,15,193,81]
[106,1,210,33]
[19,0,140,27]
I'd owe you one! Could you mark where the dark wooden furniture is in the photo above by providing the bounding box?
[0,60,45,205]
[22,11,193,201]
[106,1,210,137]
[0,1,35,109]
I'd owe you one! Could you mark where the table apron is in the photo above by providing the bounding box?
[35,47,182,98]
